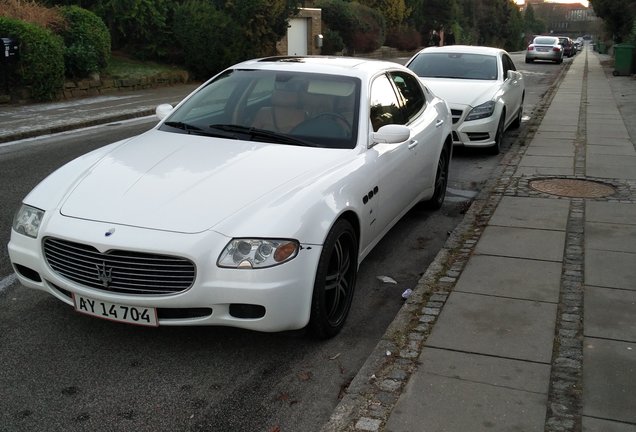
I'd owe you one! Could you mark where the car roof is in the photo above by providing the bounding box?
[413,45,505,56]
[229,56,411,78]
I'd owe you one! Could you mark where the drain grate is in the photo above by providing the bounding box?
[529,178,616,198]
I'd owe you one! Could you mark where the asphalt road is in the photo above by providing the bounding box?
[0,52,566,432]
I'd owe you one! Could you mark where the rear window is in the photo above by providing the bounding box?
[534,37,557,45]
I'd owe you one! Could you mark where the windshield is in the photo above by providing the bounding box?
[408,52,498,80]
[160,69,361,149]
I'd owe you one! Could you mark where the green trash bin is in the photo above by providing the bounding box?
[613,43,635,76]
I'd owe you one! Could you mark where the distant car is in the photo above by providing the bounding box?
[526,36,564,64]
[557,36,575,57]
[8,56,453,338]
[406,45,525,154]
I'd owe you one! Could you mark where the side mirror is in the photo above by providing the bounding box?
[156,104,173,120]
[372,124,411,145]
[507,70,520,81]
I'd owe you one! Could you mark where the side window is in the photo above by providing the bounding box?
[502,54,515,79]
[369,74,404,132]
[390,72,426,122]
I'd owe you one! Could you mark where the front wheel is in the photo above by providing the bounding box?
[307,219,358,339]
[487,114,505,155]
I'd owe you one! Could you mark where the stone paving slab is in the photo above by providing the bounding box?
[519,155,574,168]
[415,348,552,393]
[586,164,636,179]
[426,292,557,363]
[475,226,566,262]
[454,255,561,303]
[527,138,576,147]
[586,222,636,253]
[587,145,636,156]
[525,145,577,156]
[488,196,570,230]
[586,137,633,147]
[585,286,636,341]
[514,166,575,177]
[587,202,636,225]
[386,369,547,432]
[533,130,577,140]
[587,154,636,167]
[585,249,636,291]
[583,417,636,432]
[583,337,636,424]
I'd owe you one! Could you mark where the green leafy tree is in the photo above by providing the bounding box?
[58,5,111,78]
[358,0,410,28]
[524,3,546,36]
[590,0,636,42]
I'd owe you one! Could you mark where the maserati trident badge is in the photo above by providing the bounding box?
[96,261,113,288]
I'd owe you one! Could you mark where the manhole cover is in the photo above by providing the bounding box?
[529,178,616,198]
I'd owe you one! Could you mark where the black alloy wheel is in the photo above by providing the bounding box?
[424,145,450,210]
[488,114,506,155]
[308,219,358,339]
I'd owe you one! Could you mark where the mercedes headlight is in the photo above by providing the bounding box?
[465,100,496,121]
[12,204,44,238]
[217,239,299,269]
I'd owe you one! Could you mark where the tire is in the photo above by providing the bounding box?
[487,114,505,155]
[525,58,532,64]
[423,145,450,210]
[307,219,358,339]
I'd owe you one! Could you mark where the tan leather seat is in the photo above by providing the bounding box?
[252,89,306,133]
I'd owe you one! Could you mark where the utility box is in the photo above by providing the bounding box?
[1,37,19,63]
[613,43,635,76]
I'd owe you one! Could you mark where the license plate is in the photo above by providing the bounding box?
[537,47,549,52]
[73,294,158,327]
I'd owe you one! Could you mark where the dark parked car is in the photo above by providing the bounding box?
[557,37,575,57]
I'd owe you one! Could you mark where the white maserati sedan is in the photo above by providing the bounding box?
[8,56,453,338]
[406,45,525,154]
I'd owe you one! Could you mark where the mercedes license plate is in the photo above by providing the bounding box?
[73,294,158,327]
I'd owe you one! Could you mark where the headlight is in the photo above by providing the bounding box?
[217,238,299,269]
[12,204,45,238]
[465,101,496,121]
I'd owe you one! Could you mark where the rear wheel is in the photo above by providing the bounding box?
[423,145,450,210]
[307,219,358,339]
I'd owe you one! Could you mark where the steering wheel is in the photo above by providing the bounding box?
[309,112,352,136]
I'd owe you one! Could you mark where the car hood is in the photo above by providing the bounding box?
[420,78,498,108]
[59,130,347,234]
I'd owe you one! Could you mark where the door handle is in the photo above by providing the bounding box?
[435,119,444,128]
[408,140,418,149]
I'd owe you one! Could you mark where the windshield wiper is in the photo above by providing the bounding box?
[163,121,237,139]
[209,124,318,147]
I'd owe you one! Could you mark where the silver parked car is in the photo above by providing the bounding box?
[525,36,564,64]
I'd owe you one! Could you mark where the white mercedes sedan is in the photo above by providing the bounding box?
[406,45,525,154]
[8,56,453,338]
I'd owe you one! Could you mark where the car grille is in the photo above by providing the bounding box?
[450,109,463,124]
[43,237,196,295]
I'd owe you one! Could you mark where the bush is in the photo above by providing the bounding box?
[350,2,385,53]
[58,6,111,79]
[172,0,243,79]
[321,28,345,55]
[386,25,422,51]
[0,0,64,30]
[0,16,65,100]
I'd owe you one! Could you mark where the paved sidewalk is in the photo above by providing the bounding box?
[324,47,636,431]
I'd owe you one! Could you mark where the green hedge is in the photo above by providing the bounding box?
[59,6,111,79]
[0,17,65,101]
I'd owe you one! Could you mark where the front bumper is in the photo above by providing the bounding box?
[449,105,499,148]
[8,214,321,332]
